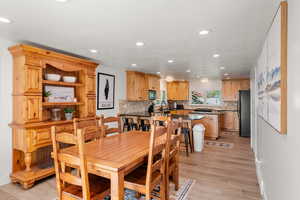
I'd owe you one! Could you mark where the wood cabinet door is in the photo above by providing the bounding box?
[140,73,148,100]
[200,116,218,139]
[222,80,232,101]
[231,80,241,100]
[127,71,148,101]
[26,96,42,122]
[147,75,160,90]
[25,65,42,93]
[223,111,234,130]
[87,75,96,95]
[87,97,96,116]
[233,112,240,130]
[240,79,250,90]
[31,128,52,150]
[177,82,189,100]
[167,82,177,100]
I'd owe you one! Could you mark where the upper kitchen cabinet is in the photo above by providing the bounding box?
[167,81,189,100]
[222,79,250,101]
[126,71,148,101]
[147,74,160,91]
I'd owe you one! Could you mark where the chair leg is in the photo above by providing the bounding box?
[187,131,193,154]
[184,133,189,157]
[160,176,166,200]
[173,167,179,191]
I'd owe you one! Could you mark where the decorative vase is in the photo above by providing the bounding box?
[44,97,49,102]
[65,113,73,120]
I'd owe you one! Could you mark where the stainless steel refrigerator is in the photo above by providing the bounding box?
[238,90,251,137]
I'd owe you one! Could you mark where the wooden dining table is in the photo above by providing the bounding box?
[62,131,153,200]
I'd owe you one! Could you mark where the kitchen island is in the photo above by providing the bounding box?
[120,110,221,140]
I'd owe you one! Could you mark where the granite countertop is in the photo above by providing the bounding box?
[190,111,223,115]
[171,114,205,121]
[119,112,152,117]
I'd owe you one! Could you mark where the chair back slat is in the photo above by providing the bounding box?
[51,126,91,200]
[73,117,101,140]
[60,172,82,186]
[58,153,81,167]
[100,114,122,137]
[151,116,170,126]
[56,132,78,145]
[145,121,172,188]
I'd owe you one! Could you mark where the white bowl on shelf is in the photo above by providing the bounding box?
[45,74,61,81]
[63,76,77,83]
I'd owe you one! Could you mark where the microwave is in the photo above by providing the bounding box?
[148,90,157,100]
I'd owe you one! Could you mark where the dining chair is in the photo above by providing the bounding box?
[151,115,170,127]
[100,114,122,137]
[51,126,110,200]
[165,118,182,196]
[73,117,102,141]
[123,123,171,200]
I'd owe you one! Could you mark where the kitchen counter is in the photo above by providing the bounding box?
[119,112,151,117]
[191,111,224,115]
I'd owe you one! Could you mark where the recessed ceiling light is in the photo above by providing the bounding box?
[220,66,225,70]
[89,49,98,53]
[165,76,174,82]
[199,30,210,35]
[186,69,191,73]
[0,17,11,24]
[201,78,209,83]
[156,72,161,74]
[168,60,174,63]
[224,73,229,76]
[131,64,137,67]
[213,54,220,58]
[55,0,69,2]
[136,42,144,47]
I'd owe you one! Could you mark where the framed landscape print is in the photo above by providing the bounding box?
[256,1,287,134]
[97,73,115,110]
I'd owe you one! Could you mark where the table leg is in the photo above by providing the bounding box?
[111,170,125,200]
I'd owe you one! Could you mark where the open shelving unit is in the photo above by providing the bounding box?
[9,44,98,189]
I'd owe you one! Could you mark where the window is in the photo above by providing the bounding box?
[191,90,221,105]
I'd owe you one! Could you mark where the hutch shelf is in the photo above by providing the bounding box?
[9,44,98,189]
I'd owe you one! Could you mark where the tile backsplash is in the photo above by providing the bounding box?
[119,100,152,114]
[119,99,238,113]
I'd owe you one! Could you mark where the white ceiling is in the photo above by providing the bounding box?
[0,0,278,79]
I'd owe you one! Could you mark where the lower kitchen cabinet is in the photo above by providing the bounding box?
[196,115,220,140]
[221,111,239,131]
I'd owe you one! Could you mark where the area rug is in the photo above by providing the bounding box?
[0,189,18,200]
[104,178,195,200]
[204,140,234,149]
[221,131,238,137]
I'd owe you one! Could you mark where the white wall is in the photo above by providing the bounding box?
[0,38,14,185]
[252,0,300,199]
[190,78,222,92]
[95,66,126,117]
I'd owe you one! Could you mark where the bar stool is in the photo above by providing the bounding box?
[181,122,193,156]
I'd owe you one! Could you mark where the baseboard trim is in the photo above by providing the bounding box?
[255,159,268,200]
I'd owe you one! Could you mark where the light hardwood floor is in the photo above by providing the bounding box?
[0,131,260,200]
[182,131,261,200]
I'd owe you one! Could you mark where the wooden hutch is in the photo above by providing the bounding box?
[8,44,98,188]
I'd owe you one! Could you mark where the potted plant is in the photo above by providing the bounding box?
[64,107,75,120]
[43,91,52,102]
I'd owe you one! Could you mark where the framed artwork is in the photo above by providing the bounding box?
[44,86,75,102]
[191,90,221,105]
[256,1,287,134]
[97,73,115,110]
